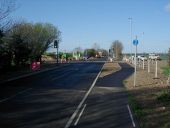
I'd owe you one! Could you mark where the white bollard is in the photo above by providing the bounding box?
[148,59,150,73]
[143,60,145,70]
[155,60,158,78]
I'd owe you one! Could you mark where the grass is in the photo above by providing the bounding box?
[128,92,156,128]
[162,66,170,76]
[156,90,170,105]
[128,93,145,118]
[128,89,170,128]
[125,61,170,128]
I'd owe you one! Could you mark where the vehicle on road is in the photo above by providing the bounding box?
[138,55,147,61]
[149,54,161,60]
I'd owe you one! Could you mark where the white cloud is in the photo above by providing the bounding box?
[165,3,170,12]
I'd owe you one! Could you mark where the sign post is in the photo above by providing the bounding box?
[133,37,139,87]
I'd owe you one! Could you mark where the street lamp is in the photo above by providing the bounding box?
[128,17,133,57]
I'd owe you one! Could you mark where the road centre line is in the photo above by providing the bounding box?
[74,104,87,126]
[64,63,104,128]
[127,104,136,127]
[0,88,32,103]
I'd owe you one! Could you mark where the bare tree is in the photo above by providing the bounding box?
[0,0,16,29]
[111,40,123,60]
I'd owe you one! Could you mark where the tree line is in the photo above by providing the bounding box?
[0,0,60,71]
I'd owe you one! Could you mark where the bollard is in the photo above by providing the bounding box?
[148,59,150,73]
[143,60,145,70]
[155,60,158,78]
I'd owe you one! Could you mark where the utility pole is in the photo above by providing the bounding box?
[116,42,117,60]
[128,17,133,57]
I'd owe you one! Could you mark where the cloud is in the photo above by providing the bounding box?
[165,3,170,12]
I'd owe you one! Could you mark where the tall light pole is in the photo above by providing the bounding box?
[128,17,133,57]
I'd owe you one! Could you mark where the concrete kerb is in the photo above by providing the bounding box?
[0,64,70,85]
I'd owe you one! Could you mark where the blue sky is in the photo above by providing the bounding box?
[11,0,170,53]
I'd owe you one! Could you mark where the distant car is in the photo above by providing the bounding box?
[83,56,88,60]
[129,55,135,60]
[149,54,161,60]
[138,55,147,61]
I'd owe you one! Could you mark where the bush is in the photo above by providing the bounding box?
[162,67,170,76]
[156,90,170,105]
[44,52,56,59]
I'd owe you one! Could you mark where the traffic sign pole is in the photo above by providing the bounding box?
[133,38,139,87]
[134,45,137,87]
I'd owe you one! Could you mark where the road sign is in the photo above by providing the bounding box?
[133,39,139,46]
[31,61,40,71]
[133,38,139,87]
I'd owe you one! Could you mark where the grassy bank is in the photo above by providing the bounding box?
[125,61,170,128]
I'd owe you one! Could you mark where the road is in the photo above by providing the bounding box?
[0,62,104,128]
[0,61,136,128]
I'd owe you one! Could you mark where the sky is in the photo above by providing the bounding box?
[11,0,170,53]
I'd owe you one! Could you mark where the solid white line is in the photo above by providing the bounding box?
[74,104,87,126]
[127,104,136,127]
[64,64,104,128]
[0,88,32,103]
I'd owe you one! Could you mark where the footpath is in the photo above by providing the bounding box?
[0,62,69,84]
[75,62,139,128]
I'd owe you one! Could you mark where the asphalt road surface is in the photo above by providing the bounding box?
[0,62,136,128]
[0,62,104,128]
[74,63,136,128]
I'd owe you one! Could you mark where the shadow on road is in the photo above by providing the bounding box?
[76,63,137,128]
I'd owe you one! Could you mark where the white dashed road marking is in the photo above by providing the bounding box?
[64,64,104,128]
[74,104,87,126]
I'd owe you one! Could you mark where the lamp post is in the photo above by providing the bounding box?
[128,17,133,57]
[54,40,59,64]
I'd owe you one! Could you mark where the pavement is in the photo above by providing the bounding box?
[74,63,137,128]
[0,61,138,128]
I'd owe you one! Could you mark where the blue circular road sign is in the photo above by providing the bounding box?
[133,39,139,46]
